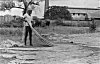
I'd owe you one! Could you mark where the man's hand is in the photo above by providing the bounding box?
[23,16,27,19]
[21,18,27,22]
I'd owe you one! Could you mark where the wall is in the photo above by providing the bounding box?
[71,14,86,20]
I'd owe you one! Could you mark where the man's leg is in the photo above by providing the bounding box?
[29,27,32,46]
[24,26,28,46]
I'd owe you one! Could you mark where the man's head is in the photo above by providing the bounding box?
[27,10,32,16]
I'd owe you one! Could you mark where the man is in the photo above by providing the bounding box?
[23,10,33,46]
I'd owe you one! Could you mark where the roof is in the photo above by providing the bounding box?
[67,7,100,10]
[68,8,99,13]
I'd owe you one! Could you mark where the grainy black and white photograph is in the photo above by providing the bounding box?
[0,0,100,64]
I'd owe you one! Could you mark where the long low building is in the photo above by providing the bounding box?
[66,7,100,20]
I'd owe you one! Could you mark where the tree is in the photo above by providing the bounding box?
[0,0,40,14]
[1,1,15,10]
[44,6,72,20]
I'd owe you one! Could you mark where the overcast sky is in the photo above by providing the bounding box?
[0,0,99,17]
[50,0,99,8]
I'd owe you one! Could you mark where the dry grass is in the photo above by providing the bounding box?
[0,26,89,36]
[0,28,22,36]
[0,26,89,44]
[63,20,91,27]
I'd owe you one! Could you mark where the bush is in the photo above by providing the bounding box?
[44,6,72,20]
[61,23,73,26]
[52,20,91,27]
[0,22,11,27]
[78,22,90,27]
[0,17,24,28]
[11,20,23,27]
[0,28,22,36]
[54,18,63,25]
[89,21,96,32]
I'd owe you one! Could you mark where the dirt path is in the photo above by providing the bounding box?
[0,33,100,64]
[0,44,100,64]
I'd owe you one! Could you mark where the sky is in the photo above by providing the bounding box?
[0,0,99,18]
[50,0,99,8]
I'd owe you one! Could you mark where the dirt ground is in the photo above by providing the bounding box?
[0,32,100,64]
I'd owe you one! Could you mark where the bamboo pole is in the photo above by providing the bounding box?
[26,21,54,46]
[22,23,25,42]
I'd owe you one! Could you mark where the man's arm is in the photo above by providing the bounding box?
[22,14,27,22]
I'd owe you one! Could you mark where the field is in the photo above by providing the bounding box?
[0,26,100,64]
[0,26,89,43]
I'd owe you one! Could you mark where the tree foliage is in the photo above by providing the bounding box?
[1,2,15,10]
[44,6,72,20]
[0,0,40,15]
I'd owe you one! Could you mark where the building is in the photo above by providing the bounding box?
[0,14,14,23]
[70,13,87,20]
[67,7,100,20]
